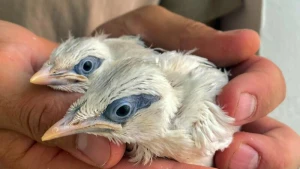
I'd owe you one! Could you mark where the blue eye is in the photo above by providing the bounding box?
[74,56,103,76]
[102,94,160,124]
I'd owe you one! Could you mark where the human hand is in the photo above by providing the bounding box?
[0,4,294,169]
[95,5,298,169]
[216,117,300,169]
[0,20,124,169]
[0,18,223,169]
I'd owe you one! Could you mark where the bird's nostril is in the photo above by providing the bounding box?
[72,121,80,125]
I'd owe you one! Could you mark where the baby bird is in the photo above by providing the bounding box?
[42,56,239,166]
[30,35,154,93]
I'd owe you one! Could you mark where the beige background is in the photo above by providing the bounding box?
[0,0,241,42]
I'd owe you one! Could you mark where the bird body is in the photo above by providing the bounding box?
[42,54,239,166]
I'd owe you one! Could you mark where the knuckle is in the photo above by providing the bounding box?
[138,5,166,13]
[181,19,213,37]
[179,19,213,49]
[271,158,287,169]
[269,137,293,169]
[271,62,286,102]
[0,133,24,169]
[18,94,61,141]
[262,57,286,105]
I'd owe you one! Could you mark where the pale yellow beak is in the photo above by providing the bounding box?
[42,114,122,141]
[30,66,88,85]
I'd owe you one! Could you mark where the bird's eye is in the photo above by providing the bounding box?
[103,102,135,124]
[74,56,103,76]
[102,94,160,124]
[115,104,132,117]
[83,60,93,72]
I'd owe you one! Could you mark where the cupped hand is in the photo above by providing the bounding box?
[0,20,124,169]
[95,5,297,169]
[0,5,293,169]
[216,117,300,169]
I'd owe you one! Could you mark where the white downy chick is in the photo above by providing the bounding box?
[41,56,239,167]
[30,35,154,93]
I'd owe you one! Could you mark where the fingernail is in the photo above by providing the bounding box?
[235,93,257,121]
[77,134,110,166]
[229,144,259,169]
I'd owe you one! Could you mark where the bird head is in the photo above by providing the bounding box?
[30,35,112,93]
[42,57,180,143]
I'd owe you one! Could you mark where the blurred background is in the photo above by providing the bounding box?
[0,0,298,133]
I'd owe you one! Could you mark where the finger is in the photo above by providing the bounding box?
[0,130,100,169]
[217,56,286,125]
[0,130,212,169]
[0,86,125,168]
[0,20,57,71]
[112,158,214,169]
[215,117,300,169]
[95,5,260,67]
[241,116,286,134]
[0,21,125,168]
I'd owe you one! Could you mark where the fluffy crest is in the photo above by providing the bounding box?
[44,36,112,71]
[93,29,110,40]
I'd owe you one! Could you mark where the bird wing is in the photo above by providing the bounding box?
[151,51,216,90]
[166,56,239,155]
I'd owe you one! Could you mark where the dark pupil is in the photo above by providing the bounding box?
[83,61,93,71]
[116,105,131,117]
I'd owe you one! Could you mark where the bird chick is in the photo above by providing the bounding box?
[42,56,239,166]
[30,35,154,93]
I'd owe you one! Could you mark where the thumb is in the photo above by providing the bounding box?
[0,130,125,169]
[52,133,126,168]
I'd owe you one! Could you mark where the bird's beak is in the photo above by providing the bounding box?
[30,66,88,85]
[41,113,122,141]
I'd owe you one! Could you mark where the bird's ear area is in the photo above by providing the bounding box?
[136,94,161,109]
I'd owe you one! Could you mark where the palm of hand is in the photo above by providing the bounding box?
[0,21,102,169]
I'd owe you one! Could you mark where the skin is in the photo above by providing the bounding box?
[0,5,298,169]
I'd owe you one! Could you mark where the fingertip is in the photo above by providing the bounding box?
[215,132,261,169]
[50,134,125,168]
[222,29,260,60]
[75,134,125,168]
[102,141,126,168]
[181,28,261,67]
[218,57,286,125]
[215,127,296,169]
